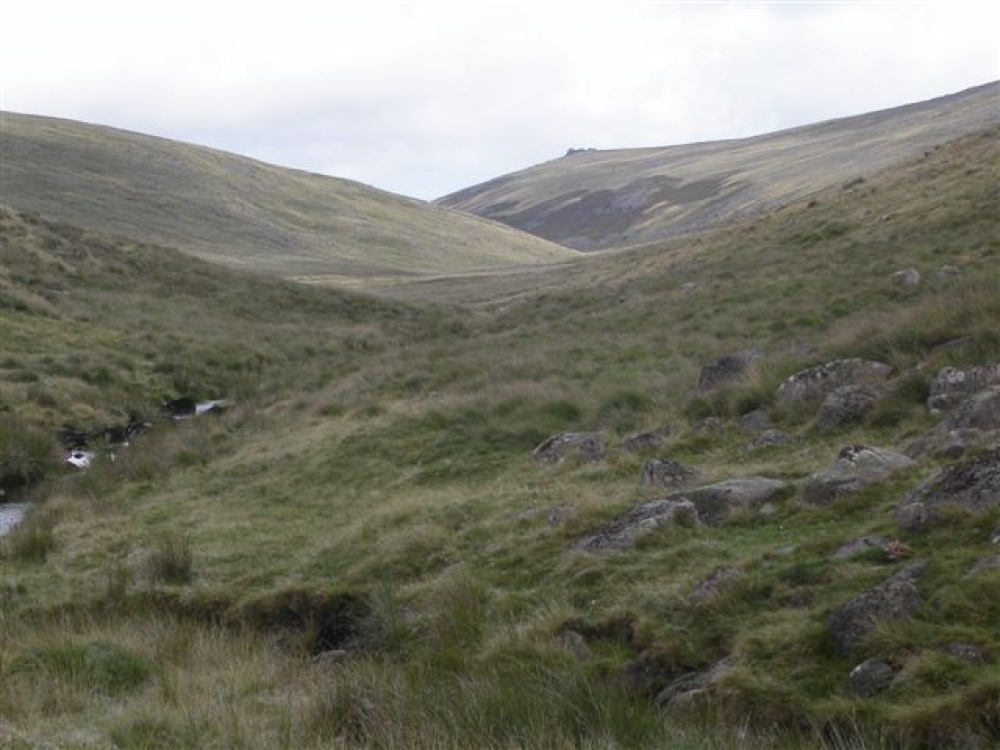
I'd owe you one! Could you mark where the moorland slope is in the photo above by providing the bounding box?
[437,81,999,250]
[0,112,577,281]
[2,120,998,748]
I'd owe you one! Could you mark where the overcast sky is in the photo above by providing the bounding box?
[3,1,997,200]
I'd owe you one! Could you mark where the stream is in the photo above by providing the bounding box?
[0,488,32,537]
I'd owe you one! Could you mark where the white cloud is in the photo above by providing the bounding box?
[3,0,997,199]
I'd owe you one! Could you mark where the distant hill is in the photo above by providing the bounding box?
[436,81,1000,250]
[0,113,578,281]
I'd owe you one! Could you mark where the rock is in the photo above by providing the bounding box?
[944,385,1000,431]
[890,268,921,288]
[681,477,790,525]
[897,447,1000,528]
[966,555,1000,577]
[814,384,884,431]
[927,365,1000,412]
[993,525,1000,544]
[640,458,700,488]
[832,535,890,561]
[827,560,927,656]
[689,567,742,602]
[897,502,937,534]
[802,445,915,506]
[692,417,723,435]
[939,643,992,664]
[577,476,788,551]
[847,658,897,697]
[621,426,675,453]
[698,350,763,392]
[904,427,997,460]
[742,429,793,452]
[739,409,771,433]
[655,656,736,709]
[574,498,700,552]
[776,359,892,404]
[533,432,606,464]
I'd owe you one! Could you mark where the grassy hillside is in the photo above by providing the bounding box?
[437,81,999,251]
[0,112,577,281]
[1,127,998,749]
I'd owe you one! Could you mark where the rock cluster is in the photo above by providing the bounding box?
[530,349,1000,721]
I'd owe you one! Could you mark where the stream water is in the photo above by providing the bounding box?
[0,488,32,537]
[0,502,30,537]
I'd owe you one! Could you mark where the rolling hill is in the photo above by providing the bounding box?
[0,112,577,281]
[437,81,1000,250]
[1,86,999,748]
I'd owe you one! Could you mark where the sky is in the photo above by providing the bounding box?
[2,1,998,200]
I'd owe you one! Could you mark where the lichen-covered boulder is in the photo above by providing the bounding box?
[927,365,1000,412]
[897,447,1000,532]
[944,385,1000,431]
[803,445,915,506]
[776,359,892,404]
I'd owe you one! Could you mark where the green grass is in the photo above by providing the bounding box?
[0,127,998,748]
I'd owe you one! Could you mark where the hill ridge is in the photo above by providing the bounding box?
[0,111,577,281]
[437,81,1000,250]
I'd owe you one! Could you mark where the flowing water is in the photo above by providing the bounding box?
[0,503,30,537]
[0,488,32,537]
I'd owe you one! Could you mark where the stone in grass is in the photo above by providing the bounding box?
[827,560,927,657]
[927,365,1000,412]
[532,432,606,464]
[640,458,701,488]
[573,498,699,552]
[576,475,788,552]
[697,349,763,392]
[802,445,915,506]
[742,429,793,452]
[620,425,675,453]
[831,535,890,561]
[814,384,884,432]
[682,476,790,526]
[896,446,1000,532]
[655,656,736,710]
[847,657,897,697]
[776,359,892,404]
[944,385,1000,431]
